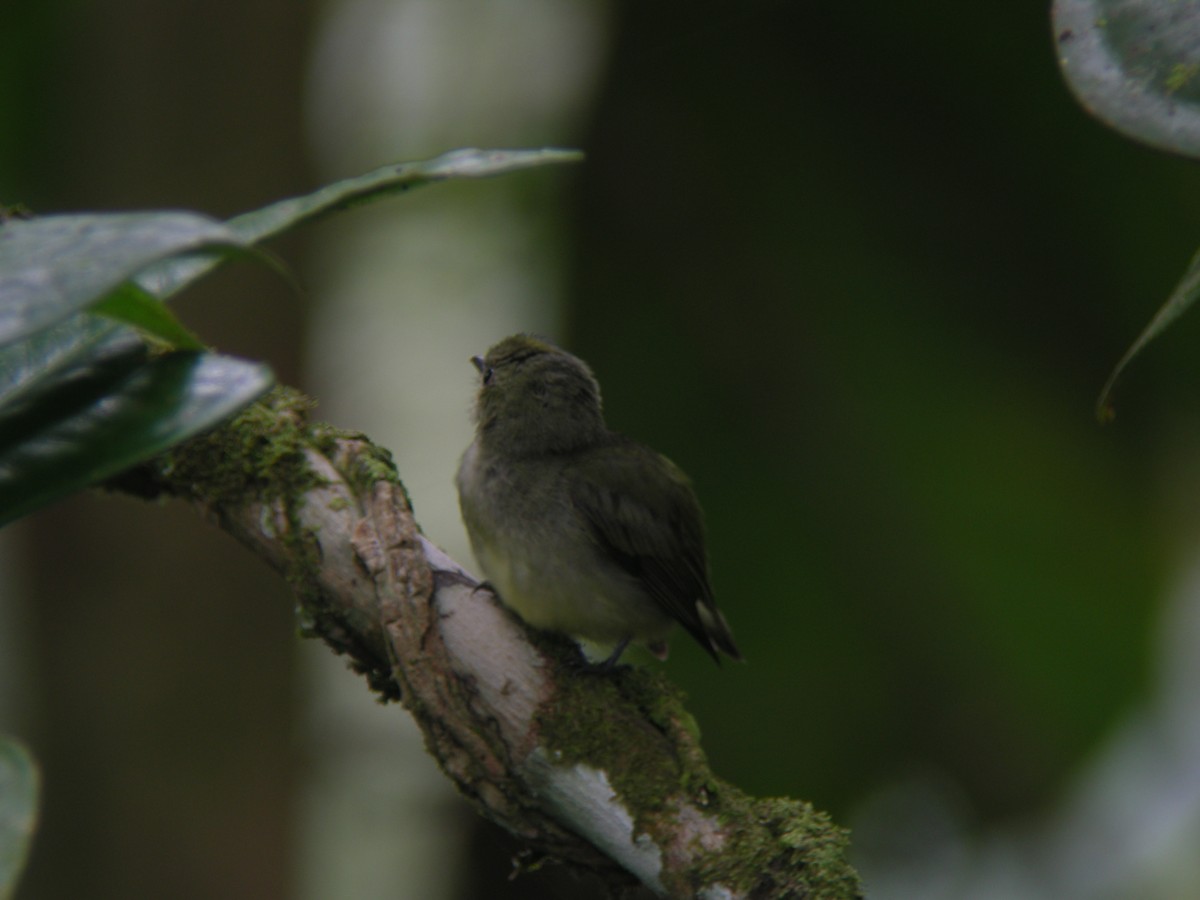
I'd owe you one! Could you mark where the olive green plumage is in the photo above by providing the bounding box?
[455,334,741,666]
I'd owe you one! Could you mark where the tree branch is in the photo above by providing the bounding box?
[129,388,862,899]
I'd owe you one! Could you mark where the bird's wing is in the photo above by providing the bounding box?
[568,439,741,662]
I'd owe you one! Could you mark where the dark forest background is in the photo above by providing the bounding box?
[4,2,1200,897]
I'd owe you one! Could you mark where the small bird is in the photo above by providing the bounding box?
[455,334,741,667]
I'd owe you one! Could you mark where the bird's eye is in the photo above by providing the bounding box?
[483,366,495,386]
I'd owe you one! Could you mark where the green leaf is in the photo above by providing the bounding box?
[0,737,39,900]
[138,147,584,298]
[228,147,585,243]
[0,315,133,408]
[0,212,244,346]
[1054,0,1200,157]
[1097,246,1200,421]
[0,350,273,526]
[91,282,205,350]
[1054,5,1200,415]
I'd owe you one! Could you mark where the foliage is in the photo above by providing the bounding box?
[0,736,38,900]
[1053,0,1200,416]
[0,148,580,527]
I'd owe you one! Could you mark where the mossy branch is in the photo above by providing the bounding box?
[126,387,863,899]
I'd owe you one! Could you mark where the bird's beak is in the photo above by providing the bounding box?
[471,355,486,374]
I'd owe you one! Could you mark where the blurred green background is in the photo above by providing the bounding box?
[4,1,1200,898]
